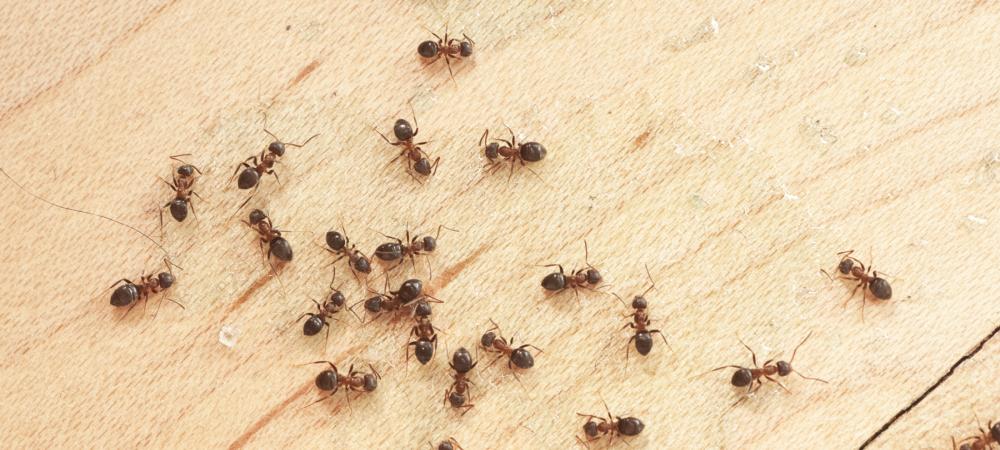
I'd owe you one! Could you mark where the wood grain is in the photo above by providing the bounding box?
[2,1,999,448]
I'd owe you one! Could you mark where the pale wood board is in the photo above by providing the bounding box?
[1,1,999,449]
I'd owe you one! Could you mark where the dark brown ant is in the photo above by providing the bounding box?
[445,347,477,414]
[821,250,892,317]
[324,226,372,282]
[614,265,671,364]
[432,438,464,450]
[541,241,604,299]
[243,209,293,262]
[480,126,546,181]
[709,333,827,403]
[576,400,645,448]
[297,268,360,340]
[232,114,318,210]
[304,361,380,409]
[158,154,203,226]
[406,301,439,365]
[374,105,439,181]
[374,225,454,278]
[953,418,1000,450]
[417,26,474,81]
[109,257,184,318]
[353,277,441,321]
[480,319,542,372]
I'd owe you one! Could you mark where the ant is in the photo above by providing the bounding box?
[709,333,827,402]
[109,257,184,318]
[297,268,359,340]
[374,225,454,278]
[232,114,318,210]
[324,227,372,282]
[433,438,464,450]
[541,241,604,299]
[613,265,671,364]
[953,418,1000,450]
[243,209,293,262]
[576,400,645,448]
[158,154,203,226]
[821,250,892,317]
[374,105,439,181]
[417,26,474,81]
[480,319,542,372]
[445,347,477,414]
[304,361,380,409]
[407,301,439,365]
[480,126,546,181]
[354,277,441,321]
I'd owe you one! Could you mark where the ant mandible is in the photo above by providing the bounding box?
[821,249,892,318]
[417,26,474,81]
[444,347,477,414]
[109,257,184,318]
[576,400,645,448]
[709,333,828,403]
[373,225,455,278]
[374,105,440,181]
[243,209,293,263]
[324,226,372,283]
[232,113,318,210]
[304,361,380,410]
[614,265,671,364]
[480,125,546,181]
[953,418,1000,450]
[541,241,604,299]
[158,154,203,226]
[480,319,543,372]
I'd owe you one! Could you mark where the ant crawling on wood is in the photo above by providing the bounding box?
[541,241,605,299]
[304,361,380,410]
[953,417,1000,450]
[374,104,439,181]
[576,400,645,448]
[417,25,474,81]
[821,249,892,318]
[324,226,372,284]
[614,265,671,365]
[109,257,184,319]
[406,301,440,365]
[709,333,827,404]
[374,225,455,278]
[232,113,318,210]
[480,319,542,372]
[432,438,464,450]
[480,125,546,181]
[297,268,360,340]
[243,208,293,263]
[354,277,441,321]
[158,154,203,227]
[445,347,477,414]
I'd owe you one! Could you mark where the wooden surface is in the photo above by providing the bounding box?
[2,1,1000,448]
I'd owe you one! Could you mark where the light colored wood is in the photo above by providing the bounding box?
[2,1,999,448]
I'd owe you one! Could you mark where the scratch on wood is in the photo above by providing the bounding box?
[630,129,652,152]
[289,60,321,88]
[228,382,312,450]
[227,271,274,313]
[434,243,489,290]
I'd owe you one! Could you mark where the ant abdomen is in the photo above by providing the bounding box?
[519,142,546,162]
[237,168,259,190]
[169,199,188,221]
[111,283,139,307]
[731,369,753,387]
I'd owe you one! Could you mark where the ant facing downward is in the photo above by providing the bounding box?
[406,301,439,365]
[541,241,605,299]
[480,126,547,181]
[109,257,184,319]
[324,226,372,283]
[243,209,293,263]
[417,26,474,82]
[158,154,203,228]
[576,400,645,448]
[821,249,892,318]
[480,319,543,374]
[614,265,671,365]
[304,361,380,410]
[232,113,319,210]
[374,225,455,278]
[709,333,827,405]
[445,347,477,414]
[953,418,1000,450]
[374,105,440,181]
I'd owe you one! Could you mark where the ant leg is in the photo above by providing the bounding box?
[302,393,335,409]
[265,169,281,186]
[625,335,635,367]
[765,375,791,393]
[444,53,456,83]
[649,329,674,352]
[737,337,758,367]
[187,198,198,220]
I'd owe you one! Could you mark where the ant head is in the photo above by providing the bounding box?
[511,348,535,369]
[631,296,647,310]
[157,272,175,289]
[731,368,753,387]
[583,420,599,437]
[363,295,384,313]
[421,235,437,252]
[177,164,195,177]
[268,141,286,156]
[363,373,379,391]
[437,441,454,450]
[991,421,1000,443]
[777,360,792,377]
[325,231,346,251]
[519,142,547,162]
[837,257,854,274]
[451,347,475,373]
[414,157,432,176]
[485,142,499,159]
[414,301,432,317]
[417,40,439,58]
[585,268,602,285]
[480,331,496,348]
[397,279,423,303]
[248,209,267,224]
[328,291,346,308]
[315,369,338,391]
[393,119,414,141]
[460,40,473,57]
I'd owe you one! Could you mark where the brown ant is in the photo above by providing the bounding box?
[232,114,318,210]
[297,268,360,340]
[432,438,464,450]
[953,418,1000,450]
[243,208,293,263]
[374,225,455,278]
[304,361,380,409]
[541,241,604,299]
[709,333,827,403]
[417,26,474,81]
[821,250,893,318]
[480,126,546,181]
[480,319,542,372]
[109,257,184,318]
[406,301,439,365]
[353,277,441,322]
[576,400,645,448]
[614,265,671,364]
[324,226,372,282]
[445,347,477,414]
[374,105,439,181]
[158,154,203,226]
